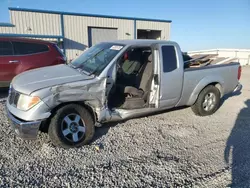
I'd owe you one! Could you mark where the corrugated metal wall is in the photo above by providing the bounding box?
[63,15,134,60]
[0,10,61,35]
[0,9,171,60]
[136,20,170,40]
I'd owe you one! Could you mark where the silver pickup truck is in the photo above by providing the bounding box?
[6,40,242,148]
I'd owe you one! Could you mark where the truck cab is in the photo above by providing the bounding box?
[6,40,242,148]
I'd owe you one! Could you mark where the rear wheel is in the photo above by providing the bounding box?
[191,85,220,116]
[48,104,95,148]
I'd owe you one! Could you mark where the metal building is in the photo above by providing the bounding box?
[0,7,172,61]
[188,49,250,66]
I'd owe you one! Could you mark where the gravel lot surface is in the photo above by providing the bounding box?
[0,67,249,187]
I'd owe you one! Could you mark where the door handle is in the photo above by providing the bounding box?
[154,74,159,85]
[9,60,19,63]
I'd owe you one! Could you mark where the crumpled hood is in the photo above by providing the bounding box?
[12,64,92,95]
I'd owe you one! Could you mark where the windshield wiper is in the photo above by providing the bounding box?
[68,62,77,69]
[68,62,90,75]
[80,69,91,76]
[88,67,99,76]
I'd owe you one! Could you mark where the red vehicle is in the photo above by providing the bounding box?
[0,37,66,87]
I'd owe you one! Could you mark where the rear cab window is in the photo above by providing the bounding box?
[0,41,13,56]
[161,45,177,72]
[12,41,49,55]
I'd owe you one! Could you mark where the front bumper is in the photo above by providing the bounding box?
[6,109,41,140]
[233,83,242,92]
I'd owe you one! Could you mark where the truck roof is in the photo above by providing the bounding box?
[107,39,178,46]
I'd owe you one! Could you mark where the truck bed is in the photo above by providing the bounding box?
[184,54,237,68]
[177,62,240,106]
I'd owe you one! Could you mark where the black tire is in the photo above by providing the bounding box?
[191,85,220,116]
[48,104,95,148]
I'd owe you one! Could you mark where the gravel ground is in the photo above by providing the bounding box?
[0,66,249,187]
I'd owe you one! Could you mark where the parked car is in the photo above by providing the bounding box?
[0,37,66,87]
[5,40,242,148]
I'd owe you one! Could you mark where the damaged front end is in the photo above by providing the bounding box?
[41,77,112,124]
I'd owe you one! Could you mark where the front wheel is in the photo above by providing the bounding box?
[191,85,221,116]
[48,104,95,148]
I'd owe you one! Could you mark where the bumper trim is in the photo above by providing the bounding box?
[6,109,41,140]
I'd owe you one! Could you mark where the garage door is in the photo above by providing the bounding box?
[88,27,118,46]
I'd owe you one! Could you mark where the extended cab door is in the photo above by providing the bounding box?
[158,44,184,108]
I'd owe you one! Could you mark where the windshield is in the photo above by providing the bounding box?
[70,42,124,75]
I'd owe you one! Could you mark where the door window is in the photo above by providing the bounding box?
[12,41,49,55]
[162,46,177,72]
[0,41,13,56]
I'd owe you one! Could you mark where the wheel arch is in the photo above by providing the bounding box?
[187,76,224,106]
[40,101,97,132]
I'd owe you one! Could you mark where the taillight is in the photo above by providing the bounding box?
[238,66,241,80]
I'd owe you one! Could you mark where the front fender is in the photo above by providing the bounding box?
[43,78,106,108]
[187,75,224,106]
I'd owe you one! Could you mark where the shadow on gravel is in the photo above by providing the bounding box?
[0,87,9,100]
[92,106,188,142]
[224,99,250,187]
[220,89,242,108]
[92,122,118,143]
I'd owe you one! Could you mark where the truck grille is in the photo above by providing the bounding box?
[8,89,20,106]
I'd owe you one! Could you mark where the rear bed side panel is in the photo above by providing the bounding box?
[176,63,239,106]
[183,75,225,106]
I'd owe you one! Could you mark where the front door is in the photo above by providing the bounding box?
[158,44,183,108]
